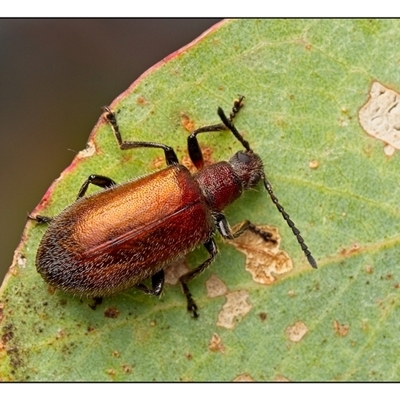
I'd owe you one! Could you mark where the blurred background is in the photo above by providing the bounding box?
[0,19,220,282]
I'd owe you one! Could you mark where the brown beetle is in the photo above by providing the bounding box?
[31,97,316,317]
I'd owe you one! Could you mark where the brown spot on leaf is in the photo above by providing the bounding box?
[217,290,252,329]
[137,96,146,105]
[227,224,292,285]
[106,369,116,377]
[285,320,308,342]
[180,112,195,132]
[233,373,254,382]
[359,81,400,155]
[104,307,120,319]
[206,274,228,298]
[259,312,267,322]
[47,285,56,295]
[209,333,225,353]
[361,320,369,331]
[201,146,214,166]
[1,330,13,344]
[365,265,374,274]
[181,146,214,173]
[333,320,349,337]
[56,329,65,339]
[339,242,361,256]
[122,364,133,373]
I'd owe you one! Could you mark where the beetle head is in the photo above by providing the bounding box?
[229,150,264,189]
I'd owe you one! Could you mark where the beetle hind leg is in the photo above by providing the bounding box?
[179,238,218,318]
[28,214,53,224]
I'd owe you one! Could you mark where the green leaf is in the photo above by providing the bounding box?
[2,19,400,381]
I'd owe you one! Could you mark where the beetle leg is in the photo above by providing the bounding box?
[102,106,179,165]
[179,238,218,318]
[187,96,245,170]
[135,269,164,297]
[214,213,277,244]
[89,296,103,310]
[76,174,116,199]
[28,214,53,224]
[28,176,116,222]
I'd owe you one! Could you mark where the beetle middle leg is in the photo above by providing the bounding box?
[102,106,179,166]
[179,238,218,318]
[214,213,277,244]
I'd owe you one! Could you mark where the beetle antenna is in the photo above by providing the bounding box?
[219,105,316,269]
[263,176,317,269]
[217,107,252,152]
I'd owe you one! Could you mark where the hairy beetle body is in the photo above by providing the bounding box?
[37,165,214,296]
[32,96,316,317]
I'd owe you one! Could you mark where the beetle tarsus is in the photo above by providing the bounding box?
[28,214,53,224]
[89,296,103,310]
[135,270,165,296]
[189,303,199,319]
[230,95,245,120]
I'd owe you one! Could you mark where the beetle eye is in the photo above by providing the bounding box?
[237,151,251,164]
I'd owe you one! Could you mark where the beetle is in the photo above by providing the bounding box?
[31,96,317,317]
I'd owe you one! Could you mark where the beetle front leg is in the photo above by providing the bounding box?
[179,238,218,318]
[187,96,245,170]
[135,269,165,297]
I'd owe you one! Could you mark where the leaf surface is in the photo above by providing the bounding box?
[1,19,400,381]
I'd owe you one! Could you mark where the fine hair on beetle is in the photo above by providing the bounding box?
[31,96,316,318]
